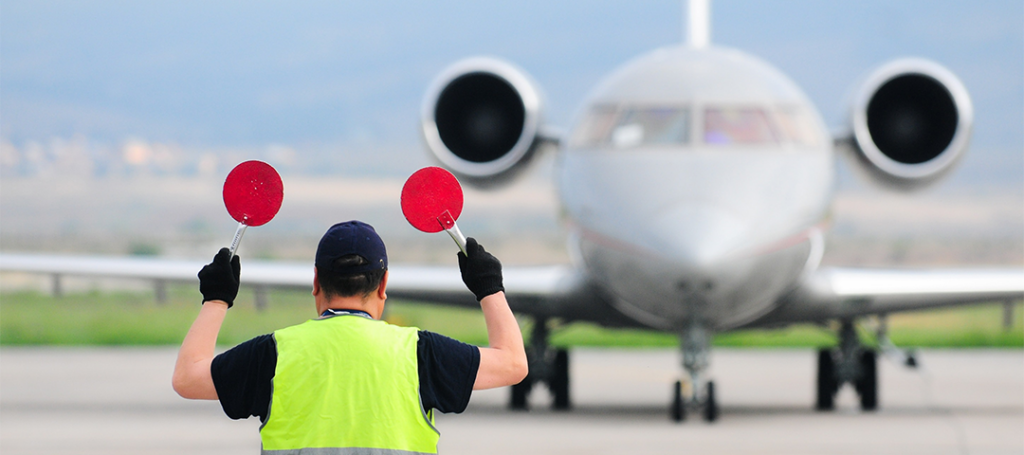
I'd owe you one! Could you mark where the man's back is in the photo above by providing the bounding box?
[262,314,438,453]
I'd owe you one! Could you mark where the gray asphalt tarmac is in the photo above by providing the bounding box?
[1,347,1021,454]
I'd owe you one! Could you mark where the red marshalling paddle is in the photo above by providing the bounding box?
[222,160,284,256]
[400,166,468,255]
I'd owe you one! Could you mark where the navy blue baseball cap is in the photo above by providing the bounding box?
[315,221,388,275]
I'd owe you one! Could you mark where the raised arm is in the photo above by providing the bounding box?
[172,248,240,400]
[458,238,528,390]
[475,291,527,389]
[173,301,227,399]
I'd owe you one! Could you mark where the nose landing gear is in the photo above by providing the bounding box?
[671,322,719,422]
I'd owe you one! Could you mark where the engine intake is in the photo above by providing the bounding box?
[421,57,546,185]
[845,58,973,189]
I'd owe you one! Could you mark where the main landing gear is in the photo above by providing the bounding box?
[509,317,571,410]
[671,322,718,423]
[816,320,878,411]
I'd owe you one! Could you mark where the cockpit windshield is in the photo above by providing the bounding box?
[571,104,819,149]
[571,105,690,148]
[703,108,778,145]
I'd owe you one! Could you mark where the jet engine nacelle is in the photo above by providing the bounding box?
[421,57,548,187]
[842,58,973,190]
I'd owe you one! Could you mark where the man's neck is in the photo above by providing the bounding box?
[321,308,372,318]
[316,296,380,319]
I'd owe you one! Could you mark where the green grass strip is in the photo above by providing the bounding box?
[1,287,1020,348]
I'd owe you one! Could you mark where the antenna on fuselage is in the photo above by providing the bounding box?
[687,0,710,48]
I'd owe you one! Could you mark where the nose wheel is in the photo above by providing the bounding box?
[671,322,718,422]
[671,380,686,421]
[670,378,718,422]
[704,381,718,421]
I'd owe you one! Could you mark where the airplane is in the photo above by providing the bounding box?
[2,0,1022,422]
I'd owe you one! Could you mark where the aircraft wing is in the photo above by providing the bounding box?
[0,253,311,289]
[0,253,590,315]
[0,253,206,283]
[385,264,587,312]
[754,266,1024,326]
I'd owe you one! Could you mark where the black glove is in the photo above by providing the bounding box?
[458,237,504,301]
[198,247,240,308]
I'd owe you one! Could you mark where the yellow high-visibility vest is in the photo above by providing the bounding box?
[260,314,439,455]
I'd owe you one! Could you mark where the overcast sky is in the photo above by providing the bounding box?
[2,0,1021,180]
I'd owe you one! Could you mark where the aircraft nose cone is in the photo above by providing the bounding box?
[645,204,746,267]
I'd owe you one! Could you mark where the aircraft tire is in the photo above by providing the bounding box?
[857,350,878,411]
[551,348,571,410]
[671,380,686,422]
[816,348,837,411]
[703,381,718,422]
[510,377,532,410]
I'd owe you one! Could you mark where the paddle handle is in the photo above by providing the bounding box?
[437,210,467,255]
[229,222,248,257]
[445,223,468,256]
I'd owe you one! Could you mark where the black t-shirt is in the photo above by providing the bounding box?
[210,323,480,422]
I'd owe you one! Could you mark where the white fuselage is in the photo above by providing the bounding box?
[557,46,835,331]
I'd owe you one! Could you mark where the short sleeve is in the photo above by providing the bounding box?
[210,334,277,421]
[417,330,480,414]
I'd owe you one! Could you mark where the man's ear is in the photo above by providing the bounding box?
[377,270,389,301]
[312,267,321,297]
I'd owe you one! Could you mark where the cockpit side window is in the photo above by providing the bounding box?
[703,108,778,145]
[570,105,619,148]
[571,105,690,149]
[775,106,819,146]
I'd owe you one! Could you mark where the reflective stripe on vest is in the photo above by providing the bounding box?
[261,315,439,454]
